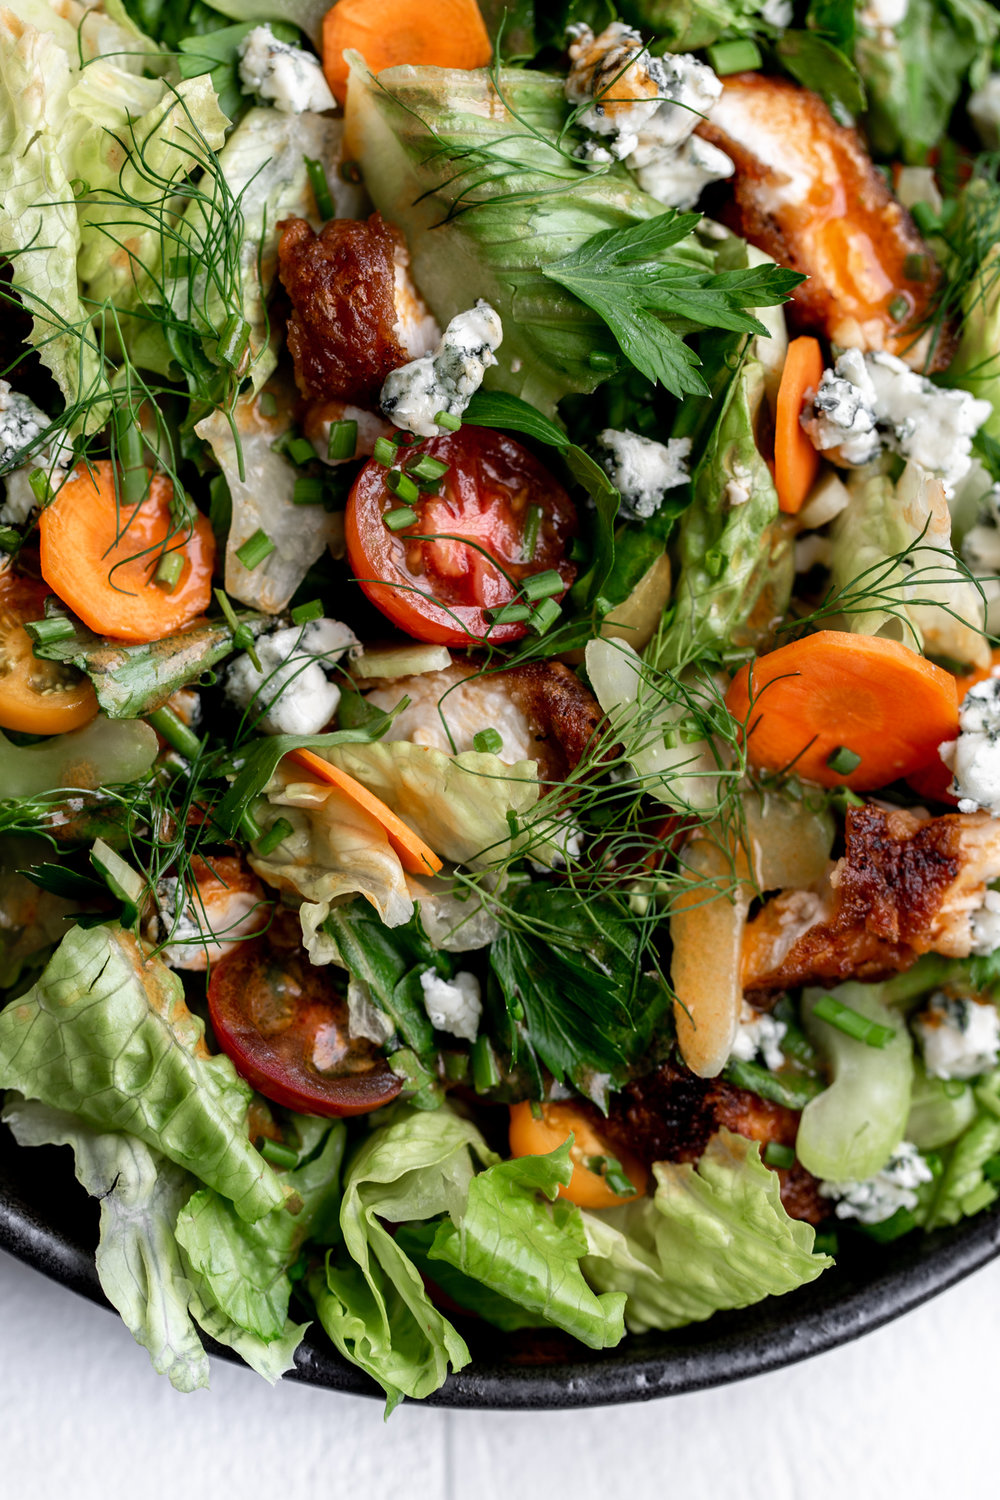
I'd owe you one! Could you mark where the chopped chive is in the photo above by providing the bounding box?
[888,294,910,323]
[407,454,449,483]
[708,37,762,73]
[113,408,149,505]
[239,807,261,842]
[385,469,420,504]
[903,252,930,281]
[911,201,939,235]
[471,1035,501,1092]
[522,504,543,561]
[486,602,532,625]
[763,1142,796,1169]
[327,418,358,462]
[827,745,862,775]
[583,1154,637,1197]
[28,468,52,505]
[292,476,326,506]
[811,995,896,1048]
[258,390,277,417]
[287,436,317,467]
[384,505,418,531]
[704,547,726,577]
[154,552,185,592]
[529,597,561,634]
[529,1099,544,1119]
[569,536,588,563]
[506,810,520,838]
[373,435,399,467]
[218,314,250,368]
[434,410,461,431]
[473,727,503,755]
[588,349,617,371]
[236,528,275,571]
[0,527,19,552]
[303,155,336,220]
[146,704,202,760]
[291,598,324,625]
[521,569,564,602]
[255,816,295,857]
[24,615,74,646]
[260,1136,299,1169]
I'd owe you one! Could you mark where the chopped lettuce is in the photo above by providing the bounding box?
[0,922,284,1220]
[198,0,330,47]
[618,0,787,48]
[581,1130,832,1332]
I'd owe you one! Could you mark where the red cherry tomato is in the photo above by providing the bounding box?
[345,427,578,645]
[207,930,402,1117]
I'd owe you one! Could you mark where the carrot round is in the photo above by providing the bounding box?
[774,336,824,515]
[725,631,960,790]
[508,1101,648,1210]
[322,0,493,106]
[39,461,214,644]
[286,746,442,875]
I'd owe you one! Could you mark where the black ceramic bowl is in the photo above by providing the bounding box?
[2,1121,999,1408]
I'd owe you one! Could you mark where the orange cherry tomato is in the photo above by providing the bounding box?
[0,570,97,733]
[508,1100,648,1209]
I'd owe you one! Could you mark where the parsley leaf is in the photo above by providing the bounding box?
[541,214,803,399]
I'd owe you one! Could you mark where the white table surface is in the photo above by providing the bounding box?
[2,1246,994,1500]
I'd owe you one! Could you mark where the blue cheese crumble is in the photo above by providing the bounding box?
[941,677,1000,816]
[225,617,356,735]
[237,25,335,114]
[380,302,502,437]
[820,1141,933,1224]
[595,427,691,519]
[419,969,482,1042]
[913,992,1000,1080]
[728,1001,787,1072]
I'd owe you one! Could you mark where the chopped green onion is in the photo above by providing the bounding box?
[583,1154,638,1197]
[888,294,910,323]
[704,547,726,577]
[260,1137,299,1169]
[708,37,762,73]
[506,810,520,838]
[258,390,277,417]
[434,410,461,431]
[472,1035,501,1092]
[722,1058,824,1110]
[24,615,74,646]
[239,807,261,842]
[288,436,318,467]
[28,468,52,505]
[255,817,295,857]
[217,314,251,369]
[147,704,202,760]
[327,418,358,462]
[763,1142,796,1169]
[407,454,449,483]
[113,407,149,505]
[903,252,930,281]
[827,745,862,775]
[529,1099,544,1120]
[529,597,561,634]
[235,529,275,571]
[384,505,418,531]
[911,201,939,235]
[485,602,532,626]
[0,527,19,553]
[522,504,543,561]
[154,552,184,592]
[587,349,617,371]
[373,435,399,467]
[303,155,336,220]
[811,995,896,1048]
[473,727,503,755]
[292,476,326,506]
[291,598,324,625]
[521,568,564,602]
[385,469,420,504]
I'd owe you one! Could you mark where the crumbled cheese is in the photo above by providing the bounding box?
[237,25,335,114]
[380,301,503,437]
[347,975,395,1045]
[225,617,356,735]
[566,23,731,208]
[860,0,908,27]
[728,1000,787,1072]
[971,887,1000,958]
[0,381,46,470]
[820,1141,933,1224]
[392,243,440,360]
[759,0,793,24]
[419,968,482,1042]
[803,348,992,489]
[794,533,834,573]
[166,688,202,730]
[969,75,1000,152]
[913,991,1000,1080]
[595,427,691,520]
[941,677,1000,815]
[962,485,1000,574]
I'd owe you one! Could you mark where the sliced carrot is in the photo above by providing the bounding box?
[322,0,493,107]
[725,630,960,791]
[774,336,824,515]
[286,746,443,875]
[38,461,215,644]
[906,647,1000,802]
[508,1101,648,1210]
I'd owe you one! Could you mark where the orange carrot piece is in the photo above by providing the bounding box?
[508,1101,648,1210]
[38,460,215,644]
[906,647,1000,803]
[774,336,824,515]
[725,630,960,791]
[286,746,443,875]
[322,0,493,106]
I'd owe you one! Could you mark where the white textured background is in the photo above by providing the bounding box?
[1,1248,994,1499]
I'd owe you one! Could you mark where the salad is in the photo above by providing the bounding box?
[2,0,1000,1408]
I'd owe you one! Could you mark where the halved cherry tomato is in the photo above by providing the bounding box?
[345,428,578,645]
[208,927,402,1117]
[508,1100,648,1209]
[0,570,97,733]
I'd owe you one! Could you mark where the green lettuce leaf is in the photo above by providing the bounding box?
[617,0,787,48]
[394,1220,551,1332]
[581,1129,833,1332]
[196,0,331,47]
[428,1143,626,1349]
[0,922,284,1220]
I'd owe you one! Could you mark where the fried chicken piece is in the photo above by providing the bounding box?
[743,804,1000,991]
[277,214,407,406]
[697,74,952,370]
